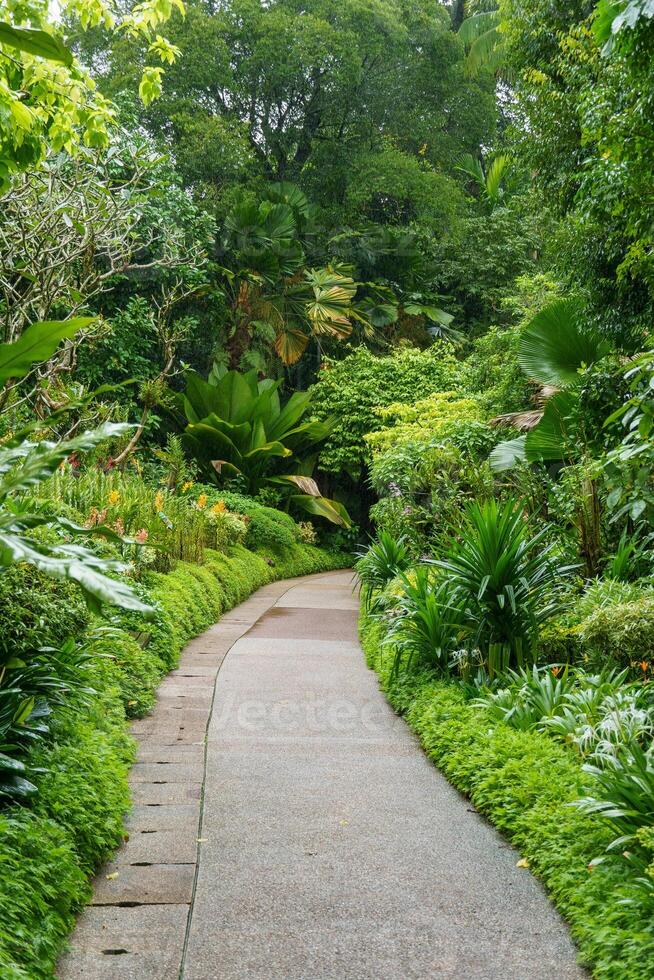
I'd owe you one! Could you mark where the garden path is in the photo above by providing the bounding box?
[59,570,586,980]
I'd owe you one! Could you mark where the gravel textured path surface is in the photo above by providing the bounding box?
[59,569,586,980]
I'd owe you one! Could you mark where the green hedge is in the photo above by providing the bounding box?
[0,542,349,980]
[360,613,654,980]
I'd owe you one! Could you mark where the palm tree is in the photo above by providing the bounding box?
[457,6,504,76]
[456,152,514,209]
[219,184,364,368]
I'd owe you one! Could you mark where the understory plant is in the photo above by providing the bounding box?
[354,530,412,610]
[384,566,465,676]
[178,363,350,526]
[435,498,570,675]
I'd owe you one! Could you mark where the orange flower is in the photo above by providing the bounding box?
[551,666,561,677]
[211,500,226,515]
[107,489,120,506]
[154,491,164,511]
[639,661,649,673]
[197,493,208,510]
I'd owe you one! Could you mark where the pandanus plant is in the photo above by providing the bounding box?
[179,364,351,526]
[435,498,570,676]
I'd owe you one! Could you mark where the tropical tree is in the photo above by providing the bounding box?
[0,0,183,187]
[179,364,351,526]
[217,185,363,368]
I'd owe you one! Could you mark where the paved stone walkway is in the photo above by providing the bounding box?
[59,570,586,980]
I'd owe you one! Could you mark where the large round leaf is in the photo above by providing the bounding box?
[519,298,610,387]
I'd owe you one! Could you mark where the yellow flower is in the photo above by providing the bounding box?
[182,480,194,493]
[154,491,164,511]
[197,493,208,510]
[211,500,226,515]
[108,489,120,506]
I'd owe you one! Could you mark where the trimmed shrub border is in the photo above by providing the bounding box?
[360,612,654,980]
[0,542,349,980]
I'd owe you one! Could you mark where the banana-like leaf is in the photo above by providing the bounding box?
[0,22,72,65]
[0,317,95,386]
[289,494,352,527]
[267,391,313,440]
[210,459,243,479]
[243,441,293,461]
[489,436,527,472]
[519,299,610,387]
[182,422,243,465]
[270,474,321,496]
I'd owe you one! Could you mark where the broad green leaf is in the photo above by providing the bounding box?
[0,533,153,615]
[289,494,352,527]
[0,317,95,386]
[0,22,72,65]
[270,474,321,496]
[489,436,527,472]
[519,299,610,387]
[525,391,579,463]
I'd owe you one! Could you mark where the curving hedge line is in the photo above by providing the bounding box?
[360,613,654,980]
[0,542,349,980]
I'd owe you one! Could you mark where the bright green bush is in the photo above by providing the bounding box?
[580,597,654,673]
[0,566,89,663]
[309,345,462,476]
[361,612,654,979]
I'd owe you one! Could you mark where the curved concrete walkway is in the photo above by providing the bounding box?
[60,570,586,980]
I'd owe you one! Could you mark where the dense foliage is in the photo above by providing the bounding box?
[2,0,654,973]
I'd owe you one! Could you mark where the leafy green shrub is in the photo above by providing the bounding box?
[244,508,298,551]
[581,597,654,673]
[86,630,162,717]
[384,567,465,676]
[0,811,87,980]
[369,438,494,548]
[538,619,585,664]
[0,567,89,664]
[354,532,411,610]
[309,345,462,477]
[459,325,530,415]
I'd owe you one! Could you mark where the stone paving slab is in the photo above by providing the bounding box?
[126,802,201,833]
[90,864,194,905]
[57,905,188,980]
[130,762,205,783]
